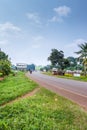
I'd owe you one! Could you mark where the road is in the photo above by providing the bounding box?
[26,72,87,110]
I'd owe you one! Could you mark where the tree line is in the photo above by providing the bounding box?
[42,42,87,76]
[0,42,87,76]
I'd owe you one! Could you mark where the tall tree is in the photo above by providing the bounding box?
[75,42,87,75]
[48,49,64,69]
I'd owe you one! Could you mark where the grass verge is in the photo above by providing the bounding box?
[0,88,87,130]
[43,72,87,82]
[0,72,38,106]
[0,72,87,130]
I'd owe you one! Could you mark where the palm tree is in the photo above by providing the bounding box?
[75,42,87,76]
[83,59,87,74]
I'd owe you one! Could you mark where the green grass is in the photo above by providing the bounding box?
[0,88,87,130]
[0,72,87,130]
[0,72,38,105]
[43,72,87,82]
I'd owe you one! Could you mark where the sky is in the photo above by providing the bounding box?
[0,0,87,66]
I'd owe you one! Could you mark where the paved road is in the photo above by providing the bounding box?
[27,72,87,110]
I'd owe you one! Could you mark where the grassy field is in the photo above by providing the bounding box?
[43,71,87,82]
[0,72,38,106]
[0,72,87,130]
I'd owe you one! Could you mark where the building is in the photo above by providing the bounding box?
[16,63,27,71]
[27,64,35,71]
[16,63,35,71]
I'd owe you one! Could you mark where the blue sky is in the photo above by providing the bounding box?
[0,0,87,65]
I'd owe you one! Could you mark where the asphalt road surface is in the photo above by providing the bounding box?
[27,71,87,110]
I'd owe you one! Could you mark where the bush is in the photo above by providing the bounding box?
[0,72,3,77]
[0,60,11,76]
[0,50,11,76]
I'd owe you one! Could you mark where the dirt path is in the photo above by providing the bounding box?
[0,77,4,81]
[1,88,40,107]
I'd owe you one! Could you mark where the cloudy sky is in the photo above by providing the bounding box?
[0,0,87,65]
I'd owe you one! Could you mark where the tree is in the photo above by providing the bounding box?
[83,58,87,74]
[62,58,70,69]
[67,57,77,67]
[75,42,87,76]
[0,50,8,60]
[48,49,64,70]
[0,49,11,76]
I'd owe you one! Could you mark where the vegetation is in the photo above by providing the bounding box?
[0,87,87,130]
[0,72,38,105]
[44,43,87,76]
[0,50,11,76]
[43,71,87,82]
[75,42,87,76]
[67,57,78,70]
[48,49,70,70]
[0,71,87,129]
[0,42,87,129]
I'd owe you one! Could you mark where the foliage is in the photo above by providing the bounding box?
[62,58,70,69]
[48,49,70,70]
[67,56,77,67]
[0,50,11,76]
[0,51,8,60]
[0,72,3,77]
[43,71,87,82]
[75,43,87,58]
[40,65,52,72]
[48,49,64,66]
[0,88,87,130]
[48,49,64,69]
[0,60,11,76]
[75,42,87,76]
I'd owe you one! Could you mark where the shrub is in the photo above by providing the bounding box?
[0,72,3,77]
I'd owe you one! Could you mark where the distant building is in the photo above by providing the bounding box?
[27,64,35,71]
[16,63,27,71]
[16,63,35,71]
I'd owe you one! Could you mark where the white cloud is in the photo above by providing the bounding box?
[26,12,41,25]
[50,5,71,22]
[54,6,71,17]
[0,22,22,46]
[0,22,21,39]
[0,22,21,32]
[0,40,8,45]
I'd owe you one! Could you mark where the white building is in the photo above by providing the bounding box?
[16,63,27,71]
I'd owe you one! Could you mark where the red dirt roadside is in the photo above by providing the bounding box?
[0,77,4,81]
[26,73,87,111]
